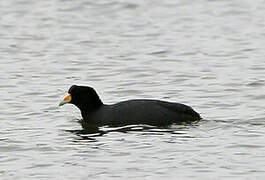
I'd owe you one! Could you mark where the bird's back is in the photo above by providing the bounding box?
[87,99,200,126]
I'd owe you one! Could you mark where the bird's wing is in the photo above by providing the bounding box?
[155,101,200,117]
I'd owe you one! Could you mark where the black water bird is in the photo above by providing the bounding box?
[59,85,201,126]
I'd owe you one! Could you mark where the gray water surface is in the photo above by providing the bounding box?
[1,0,265,179]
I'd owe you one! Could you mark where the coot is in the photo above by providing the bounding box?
[59,85,201,126]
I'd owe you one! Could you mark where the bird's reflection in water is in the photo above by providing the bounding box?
[66,122,103,142]
[66,119,201,141]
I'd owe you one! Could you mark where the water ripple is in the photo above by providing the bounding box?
[1,0,265,179]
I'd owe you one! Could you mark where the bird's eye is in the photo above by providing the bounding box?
[69,85,77,94]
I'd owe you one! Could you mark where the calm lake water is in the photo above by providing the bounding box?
[1,0,265,179]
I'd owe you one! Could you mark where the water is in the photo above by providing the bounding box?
[1,0,265,179]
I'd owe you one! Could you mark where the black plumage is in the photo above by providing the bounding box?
[60,85,201,126]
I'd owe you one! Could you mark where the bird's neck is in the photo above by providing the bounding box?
[78,100,103,115]
[80,104,102,121]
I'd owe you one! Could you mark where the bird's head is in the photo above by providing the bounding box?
[59,85,103,111]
